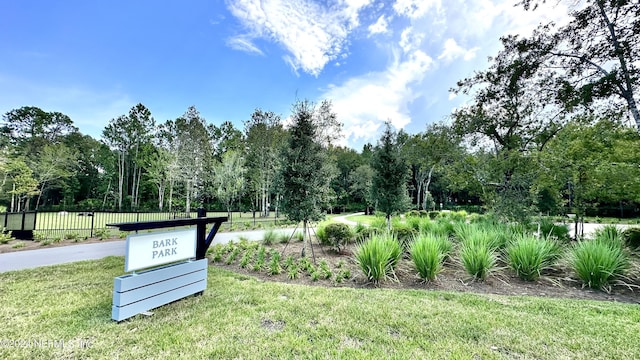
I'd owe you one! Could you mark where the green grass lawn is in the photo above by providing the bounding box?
[1,258,639,359]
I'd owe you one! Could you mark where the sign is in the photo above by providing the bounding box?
[124,229,196,272]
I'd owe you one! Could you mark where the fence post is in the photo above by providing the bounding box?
[90,212,95,238]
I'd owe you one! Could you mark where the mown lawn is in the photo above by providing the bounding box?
[1,257,639,359]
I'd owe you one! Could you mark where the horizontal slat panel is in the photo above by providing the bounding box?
[112,280,206,322]
[113,270,207,306]
[114,259,207,292]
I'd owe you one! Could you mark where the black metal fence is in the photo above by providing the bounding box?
[1,210,290,240]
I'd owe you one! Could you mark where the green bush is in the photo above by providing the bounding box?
[12,241,25,249]
[322,223,354,252]
[506,235,561,281]
[354,233,402,284]
[428,211,440,219]
[538,219,570,242]
[0,231,12,244]
[253,246,267,271]
[316,224,328,245]
[392,223,417,252]
[406,216,421,231]
[570,240,629,290]
[621,227,640,248]
[355,227,378,242]
[370,216,388,230]
[410,234,447,281]
[262,229,278,245]
[459,242,496,280]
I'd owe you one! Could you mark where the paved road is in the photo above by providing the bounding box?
[332,212,364,226]
[0,228,297,273]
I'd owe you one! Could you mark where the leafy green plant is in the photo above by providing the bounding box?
[94,228,111,240]
[283,255,295,270]
[287,265,299,279]
[594,225,624,248]
[459,242,496,280]
[506,235,561,281]
[318,260,332,279]
[406,216,421,231]
[64,232,80,241]
[570,240,629,290]
[239,248,256,269]
[621,227,640,248]
[322,223,354,252]
[268,250,282,275]
[211,244,227,262]
[41,239,52,246]
[410,234,447,281]
[263,229,278,245]
[538,219,570,242]
[392,222,417,252]
[334,268,351,284]
[12,241,25,249]
[52,236,63,244]
[225,246,241,265]
[253,246,267,271]
[354,233,402,284]
[294,231,304,242]
[0,231,12,244]
[309,271,320,281]
[370,216,388,230]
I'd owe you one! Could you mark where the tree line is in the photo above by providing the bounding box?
[0,0,638,224]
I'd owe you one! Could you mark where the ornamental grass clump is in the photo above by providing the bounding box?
[410,234,448,281]
[593,225,624,249]
[570,240,629,291]
[506,235,561,281]
[354,233,402,284]
[459,243,496,281]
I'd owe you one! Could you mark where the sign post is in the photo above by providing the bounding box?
[108,212,227,322]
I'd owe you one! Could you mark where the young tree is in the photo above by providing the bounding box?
[101,103,155,210]
[212,150,246,219]
[278,100,333,257]
[30,143,78,209]
[371,122,410,228]
[244,109,285,217]
[173,106,213,213]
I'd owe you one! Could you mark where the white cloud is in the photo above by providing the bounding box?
[438,38,479,62]
[368,15,389,36]
[320,50,434,146]
[393,0,441,19]
[226,35,264,56]
[227,0,372,76]
[399,27,424,53]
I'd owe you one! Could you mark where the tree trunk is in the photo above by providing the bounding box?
[301,220,307,258]
[185,180,191,213]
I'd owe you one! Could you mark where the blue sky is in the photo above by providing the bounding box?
[0,0,571,150]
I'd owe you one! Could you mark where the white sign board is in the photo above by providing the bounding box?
[125,229,197,272]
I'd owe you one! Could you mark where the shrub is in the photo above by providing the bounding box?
[406,216,421,231]
[570,240,629,290]
[41,239,52,246]
[322,223,354,252]
[370,216,388,230]
[294,231,304,242]
[354,233,402,284]
[621,227,640,248]
[12,241,25,249]
[355,227,377,242]
[0,231,12,244]
[459,242,496,280]
[392,223,417,252]
[316,224,328,245]
[506,235,561,281]
[287,265,299,279]
[410,234,447,281]
[538,219,570,242]
[262,229,278,245]
[64,232,80,241]
[428,211,440,219]
[94,228,111,240]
